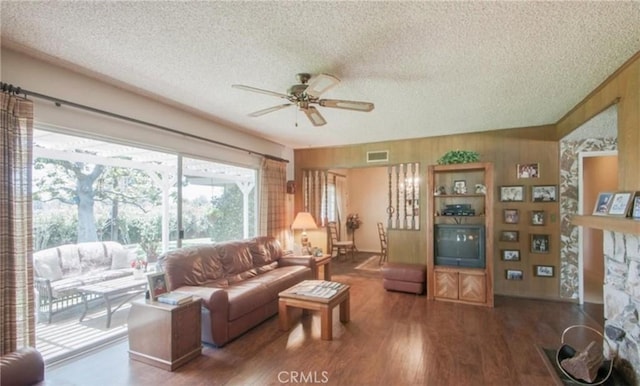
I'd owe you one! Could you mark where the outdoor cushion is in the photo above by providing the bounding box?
[33,248,63,281]
[58,244,82,277]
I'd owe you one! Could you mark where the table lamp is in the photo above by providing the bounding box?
[291,212,318,255]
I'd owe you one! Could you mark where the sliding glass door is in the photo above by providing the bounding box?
[180,157,257,245]
[32,128,258,363]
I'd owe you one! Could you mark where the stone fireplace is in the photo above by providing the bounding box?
[603,230,640,383]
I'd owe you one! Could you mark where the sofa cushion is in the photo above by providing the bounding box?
[225,281,272,320]
[106,241,132,269]
[78,242,109,273]
[57,244,82,277]
[249,241,271,266]
[33,248,63,281]
[217,241,254,276]
[49,277,84,298]
[260,236,284,262]
[199,245,225,282]
[227,268,258,284]
[226,265,310,320]
[162,246,209,289]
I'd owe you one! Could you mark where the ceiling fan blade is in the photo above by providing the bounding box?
[304,73,340,98]
[319,99,375,112]
[303,106,327,126]
[248,104,293,117]
[232,84,291,100]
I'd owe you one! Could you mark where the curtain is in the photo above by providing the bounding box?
[0,92,35,355]
[302,169,329,226]
[259,158,287,246]
[334,174,347,239]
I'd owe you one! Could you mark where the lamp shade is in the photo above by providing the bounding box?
[291,212,318,230]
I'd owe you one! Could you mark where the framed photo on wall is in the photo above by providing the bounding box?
[501,249,520,261]
[593,192,614,215]
[500,185,524,202]
[499,230,519,242]
[506,269,523,280]
[532,185,557,202]
[534,265,554,277]
[517,163,539,179]
[608,192,634,216]
[531,210,545,226]
[530,234,550,254]
[503,209,519,224]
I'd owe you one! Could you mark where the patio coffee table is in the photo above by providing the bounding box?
[78,275,148,328]
[278,280,350,340]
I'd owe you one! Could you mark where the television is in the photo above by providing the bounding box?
[434,224,485,268]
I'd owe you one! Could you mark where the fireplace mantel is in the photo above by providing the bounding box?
[571,215,640,235]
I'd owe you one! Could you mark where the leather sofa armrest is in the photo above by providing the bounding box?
[0,347,45,386]
[279,255,317,269]
[279,256,318,278]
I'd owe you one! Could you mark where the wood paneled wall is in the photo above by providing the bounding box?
[556,50,640,191]
[294,125,561,299]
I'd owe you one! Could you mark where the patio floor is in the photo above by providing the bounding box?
[36,293,145,365]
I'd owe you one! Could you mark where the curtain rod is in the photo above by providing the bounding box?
[0,81,288,163]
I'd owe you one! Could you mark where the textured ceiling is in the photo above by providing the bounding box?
[2,1,639,149]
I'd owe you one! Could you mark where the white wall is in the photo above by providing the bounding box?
[1,47,294,177]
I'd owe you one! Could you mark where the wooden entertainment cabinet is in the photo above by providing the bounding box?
[426,162,494,307]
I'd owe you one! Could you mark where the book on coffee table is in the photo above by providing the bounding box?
[294,280,345,299]
[157,291,193,305]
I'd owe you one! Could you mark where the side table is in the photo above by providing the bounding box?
[127,298,202,371]
[314,254,332,281]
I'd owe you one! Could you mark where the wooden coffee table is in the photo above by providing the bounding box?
[278,280,350,340]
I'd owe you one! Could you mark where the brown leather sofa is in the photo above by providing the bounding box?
[0,347,45,386]
[158,236,315,346]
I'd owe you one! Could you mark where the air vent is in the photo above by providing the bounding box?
[367,150,389,163]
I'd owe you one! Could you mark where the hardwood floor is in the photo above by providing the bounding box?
[44,253,602,385]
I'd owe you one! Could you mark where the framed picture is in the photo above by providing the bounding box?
[500,185,524,202]
[593,192,614,215]
[501,249,520,261]
[506,269,523,280]
[504,209,519,224]
[453,180,467,194]
[633,196,640,220]
[531,210,545,226]
[517,163,539,179]
[286,180,295,194]
[532,185,557,202]
[530,234,550,254]
[147,272,169,301]
[500,230,519,242]
[608,192,634,216]
[534,265,555,277]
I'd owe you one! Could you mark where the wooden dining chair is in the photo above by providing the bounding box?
[327,221,355,261]
[377,222,388,265]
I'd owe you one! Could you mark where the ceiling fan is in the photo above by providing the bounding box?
[232,73,374,126]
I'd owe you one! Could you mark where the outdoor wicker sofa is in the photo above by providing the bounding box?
[33,241,135,323]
